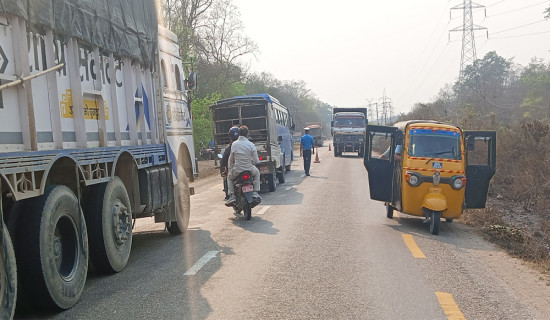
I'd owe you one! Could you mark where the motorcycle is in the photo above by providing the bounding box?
[231,170,261,220]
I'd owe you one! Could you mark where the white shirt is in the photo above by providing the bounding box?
[228,136,260,173]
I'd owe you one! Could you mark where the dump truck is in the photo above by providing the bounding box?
[0,0,197,314]
[305,122,323,147]
[331,108,368,157]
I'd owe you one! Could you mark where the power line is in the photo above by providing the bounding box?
[486,0,508,8]
[486,1,549,17]
[490,19,548,35]
[489,30,550,39]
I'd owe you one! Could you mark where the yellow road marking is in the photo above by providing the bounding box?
[402,234,426,259]
[435,292,466,320]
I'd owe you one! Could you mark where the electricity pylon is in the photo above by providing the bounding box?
[449,0,487,84]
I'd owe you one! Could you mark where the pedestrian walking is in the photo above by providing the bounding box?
[300,127,315,176]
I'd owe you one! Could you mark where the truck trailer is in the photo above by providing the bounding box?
[0,0,197,314]
[331,108,368,157]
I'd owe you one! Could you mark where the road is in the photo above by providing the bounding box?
[17,147,550,319]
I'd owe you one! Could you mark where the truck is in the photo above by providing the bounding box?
[305,122,323,147]
[0,0,197,314]
[331,108,368,157]
[210,94,293,192]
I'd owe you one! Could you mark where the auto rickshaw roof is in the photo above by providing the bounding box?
[393,120,460,132]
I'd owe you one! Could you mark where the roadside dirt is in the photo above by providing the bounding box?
[196,160,219,180]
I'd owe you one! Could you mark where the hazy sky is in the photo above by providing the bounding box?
[232,0,550,115]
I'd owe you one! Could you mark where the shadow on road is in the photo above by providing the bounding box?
[230,215,280,235]
[17,228,231,320]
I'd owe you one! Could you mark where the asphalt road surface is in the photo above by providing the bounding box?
[16,147,550,319]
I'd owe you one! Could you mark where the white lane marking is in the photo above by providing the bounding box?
[184,251,219,275]
[256,206,271,215]
[285,186,293,191]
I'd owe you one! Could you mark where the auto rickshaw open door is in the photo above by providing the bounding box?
[464,131,497,208]
[363,125,400,202]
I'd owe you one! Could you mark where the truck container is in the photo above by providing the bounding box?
[210,94,293,192]
[331,108,367,157]
[0,0,197,314]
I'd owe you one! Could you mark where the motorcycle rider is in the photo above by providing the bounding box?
[225,125,261,206]
[221,126,240,200]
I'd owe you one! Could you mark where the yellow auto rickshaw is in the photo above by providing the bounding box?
[363,120,496,235]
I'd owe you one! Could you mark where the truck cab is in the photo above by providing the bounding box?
[331,108,367,157]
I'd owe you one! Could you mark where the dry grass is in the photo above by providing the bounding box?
[458,119,550,278]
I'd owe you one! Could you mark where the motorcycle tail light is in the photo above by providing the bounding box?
[242,174,250,180]
[259,156,265,160]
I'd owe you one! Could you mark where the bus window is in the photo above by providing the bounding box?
[161,60,168,88]
[175,65,182,91]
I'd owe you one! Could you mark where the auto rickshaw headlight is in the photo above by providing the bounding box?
[406,173,421,187]
[451,176,466,190]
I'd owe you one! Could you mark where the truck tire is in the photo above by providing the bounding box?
[334,146,338,157]
[166,161,190,235]
[277,164,285,184]
[85,177,132,274]
[16,185,88,310]
[1,224,16,319]
[268,170,277,192]
[285,164,291,172]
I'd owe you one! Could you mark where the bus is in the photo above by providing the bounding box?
[211,94,294,192]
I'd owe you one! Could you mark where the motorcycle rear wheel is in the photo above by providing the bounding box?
[244,202,252,220]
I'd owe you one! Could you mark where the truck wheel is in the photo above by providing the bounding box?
[268,170,277,192]
[333,146,338,157]
[166,161,190,235]
[1,224,17,319]
[85,177,132,273]
[285,164,291,172]
[16,185,88,310]
[277,167,285,184]
[430,211,441,235]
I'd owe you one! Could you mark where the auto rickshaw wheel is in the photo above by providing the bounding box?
[446,218,453,223]
[386,204,394,219]
[430,211,441,235]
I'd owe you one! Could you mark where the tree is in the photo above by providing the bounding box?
[192,0,258,98]
[519,59,550,120]
[454,51,512,115]
[159,0,214,62]
[190,93,221,152]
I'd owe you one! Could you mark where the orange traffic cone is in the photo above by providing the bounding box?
[314,150,320,163]
[329,144,331,151]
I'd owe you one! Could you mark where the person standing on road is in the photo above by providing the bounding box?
[300,127,315,176]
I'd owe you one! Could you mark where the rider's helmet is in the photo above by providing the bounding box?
[229,126,239,141]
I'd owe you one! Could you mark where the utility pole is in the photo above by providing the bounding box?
[381,89,392,125]
[450,0,487,85]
